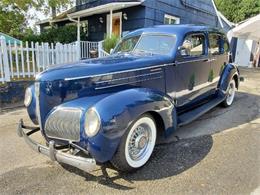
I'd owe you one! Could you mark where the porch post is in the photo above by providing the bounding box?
[77,17,81,60]
[110,9,113,37]
[77,17,81,42]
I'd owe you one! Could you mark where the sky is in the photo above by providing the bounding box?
[27,8,48,31]
[27,4,73,31]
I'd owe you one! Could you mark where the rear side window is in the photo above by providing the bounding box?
[181,34,206,57]
[223,37,230,54]
[209,33,229,55]
[209,33,221,55]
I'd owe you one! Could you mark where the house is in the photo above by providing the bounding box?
[229,14,260,68]
[37,0,232,42]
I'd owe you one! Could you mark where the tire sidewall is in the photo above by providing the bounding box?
[124,115,157,168]
[111,114,157,171]
[223,79,236,107]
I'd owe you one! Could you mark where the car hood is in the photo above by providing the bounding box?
[36,53,172,82]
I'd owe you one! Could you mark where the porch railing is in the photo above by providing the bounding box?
[80,41,109,59]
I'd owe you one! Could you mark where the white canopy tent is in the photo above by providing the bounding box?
[230,14,260,41]
[229,14,260,67]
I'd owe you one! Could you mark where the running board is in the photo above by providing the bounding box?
[178,97,225,127]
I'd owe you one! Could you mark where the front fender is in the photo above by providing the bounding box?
[218,63,239,95]
[89,88,177,162]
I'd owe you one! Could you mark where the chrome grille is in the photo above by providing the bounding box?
[45,108,82,141]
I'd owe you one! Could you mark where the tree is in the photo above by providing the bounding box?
[215,0,260,23]
[0,4,26,38]
[0,0,72,39]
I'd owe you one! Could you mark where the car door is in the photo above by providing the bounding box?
[208,33,230,91]
[173,32,211,111]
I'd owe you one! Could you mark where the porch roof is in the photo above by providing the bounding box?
[231,14,260,41]
[68,1,143,18]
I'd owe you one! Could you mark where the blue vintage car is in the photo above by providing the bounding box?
[18,25,239,172]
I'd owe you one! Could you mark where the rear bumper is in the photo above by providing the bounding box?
[17,119,96,172]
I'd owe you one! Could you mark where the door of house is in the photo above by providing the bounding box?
[107,12,122,37]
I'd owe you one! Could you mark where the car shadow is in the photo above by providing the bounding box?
[170,91,260,141]
[60,90,260,190]
[60,134,213,190]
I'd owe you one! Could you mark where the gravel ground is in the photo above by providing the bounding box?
[0,68,259,195]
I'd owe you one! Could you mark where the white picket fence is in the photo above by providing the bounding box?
[0,37,80,83]
[0,37,109,83]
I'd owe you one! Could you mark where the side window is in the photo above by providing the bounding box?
[223,37,230,54]
[181,34,206,57]
[209,33,229,55]
[209,33,221,55]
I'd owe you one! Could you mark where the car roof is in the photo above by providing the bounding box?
[124,24,225,38]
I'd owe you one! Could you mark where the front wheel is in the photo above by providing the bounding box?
[222,79,236,107]
[111,114,157,172]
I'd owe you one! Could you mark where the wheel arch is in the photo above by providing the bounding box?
[233,74,239,89]
[218,63,240,93]
[147,111,165,135]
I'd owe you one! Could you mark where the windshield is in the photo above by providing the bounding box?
[113,34,176,55]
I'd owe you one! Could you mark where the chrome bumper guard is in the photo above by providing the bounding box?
[17,119,96,172]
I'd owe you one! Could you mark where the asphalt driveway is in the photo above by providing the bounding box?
[0,68,259,194]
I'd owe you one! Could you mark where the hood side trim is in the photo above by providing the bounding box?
[64,63,175,81]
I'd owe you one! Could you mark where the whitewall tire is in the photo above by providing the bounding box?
[111,114,157,172]
[222,79,236,107]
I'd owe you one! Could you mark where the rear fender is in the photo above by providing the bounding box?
[218,63,239,96]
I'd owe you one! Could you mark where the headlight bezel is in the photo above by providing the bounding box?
[84,107,101,137]
[24,87,32,107]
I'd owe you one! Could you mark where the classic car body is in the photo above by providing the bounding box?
[18,25,239,172]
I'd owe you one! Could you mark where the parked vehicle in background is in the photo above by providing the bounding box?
[18,25,239,172]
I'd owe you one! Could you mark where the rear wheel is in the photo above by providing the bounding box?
[111,114,157,172]
[222,79,236,107]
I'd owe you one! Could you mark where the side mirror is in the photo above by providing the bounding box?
[110,48,114,54]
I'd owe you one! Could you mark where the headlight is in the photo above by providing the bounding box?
[84,108,101,137]
[24,88,32,107]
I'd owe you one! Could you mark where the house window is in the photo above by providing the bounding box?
[164,14,180,25]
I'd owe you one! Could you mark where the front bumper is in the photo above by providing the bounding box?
[17,119,96,172]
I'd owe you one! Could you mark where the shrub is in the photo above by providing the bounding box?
[22,25,87,44]
[103,34,119,53]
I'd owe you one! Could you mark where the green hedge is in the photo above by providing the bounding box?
[23,25,87,44]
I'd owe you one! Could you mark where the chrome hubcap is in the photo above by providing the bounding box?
[128,124,151,161]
